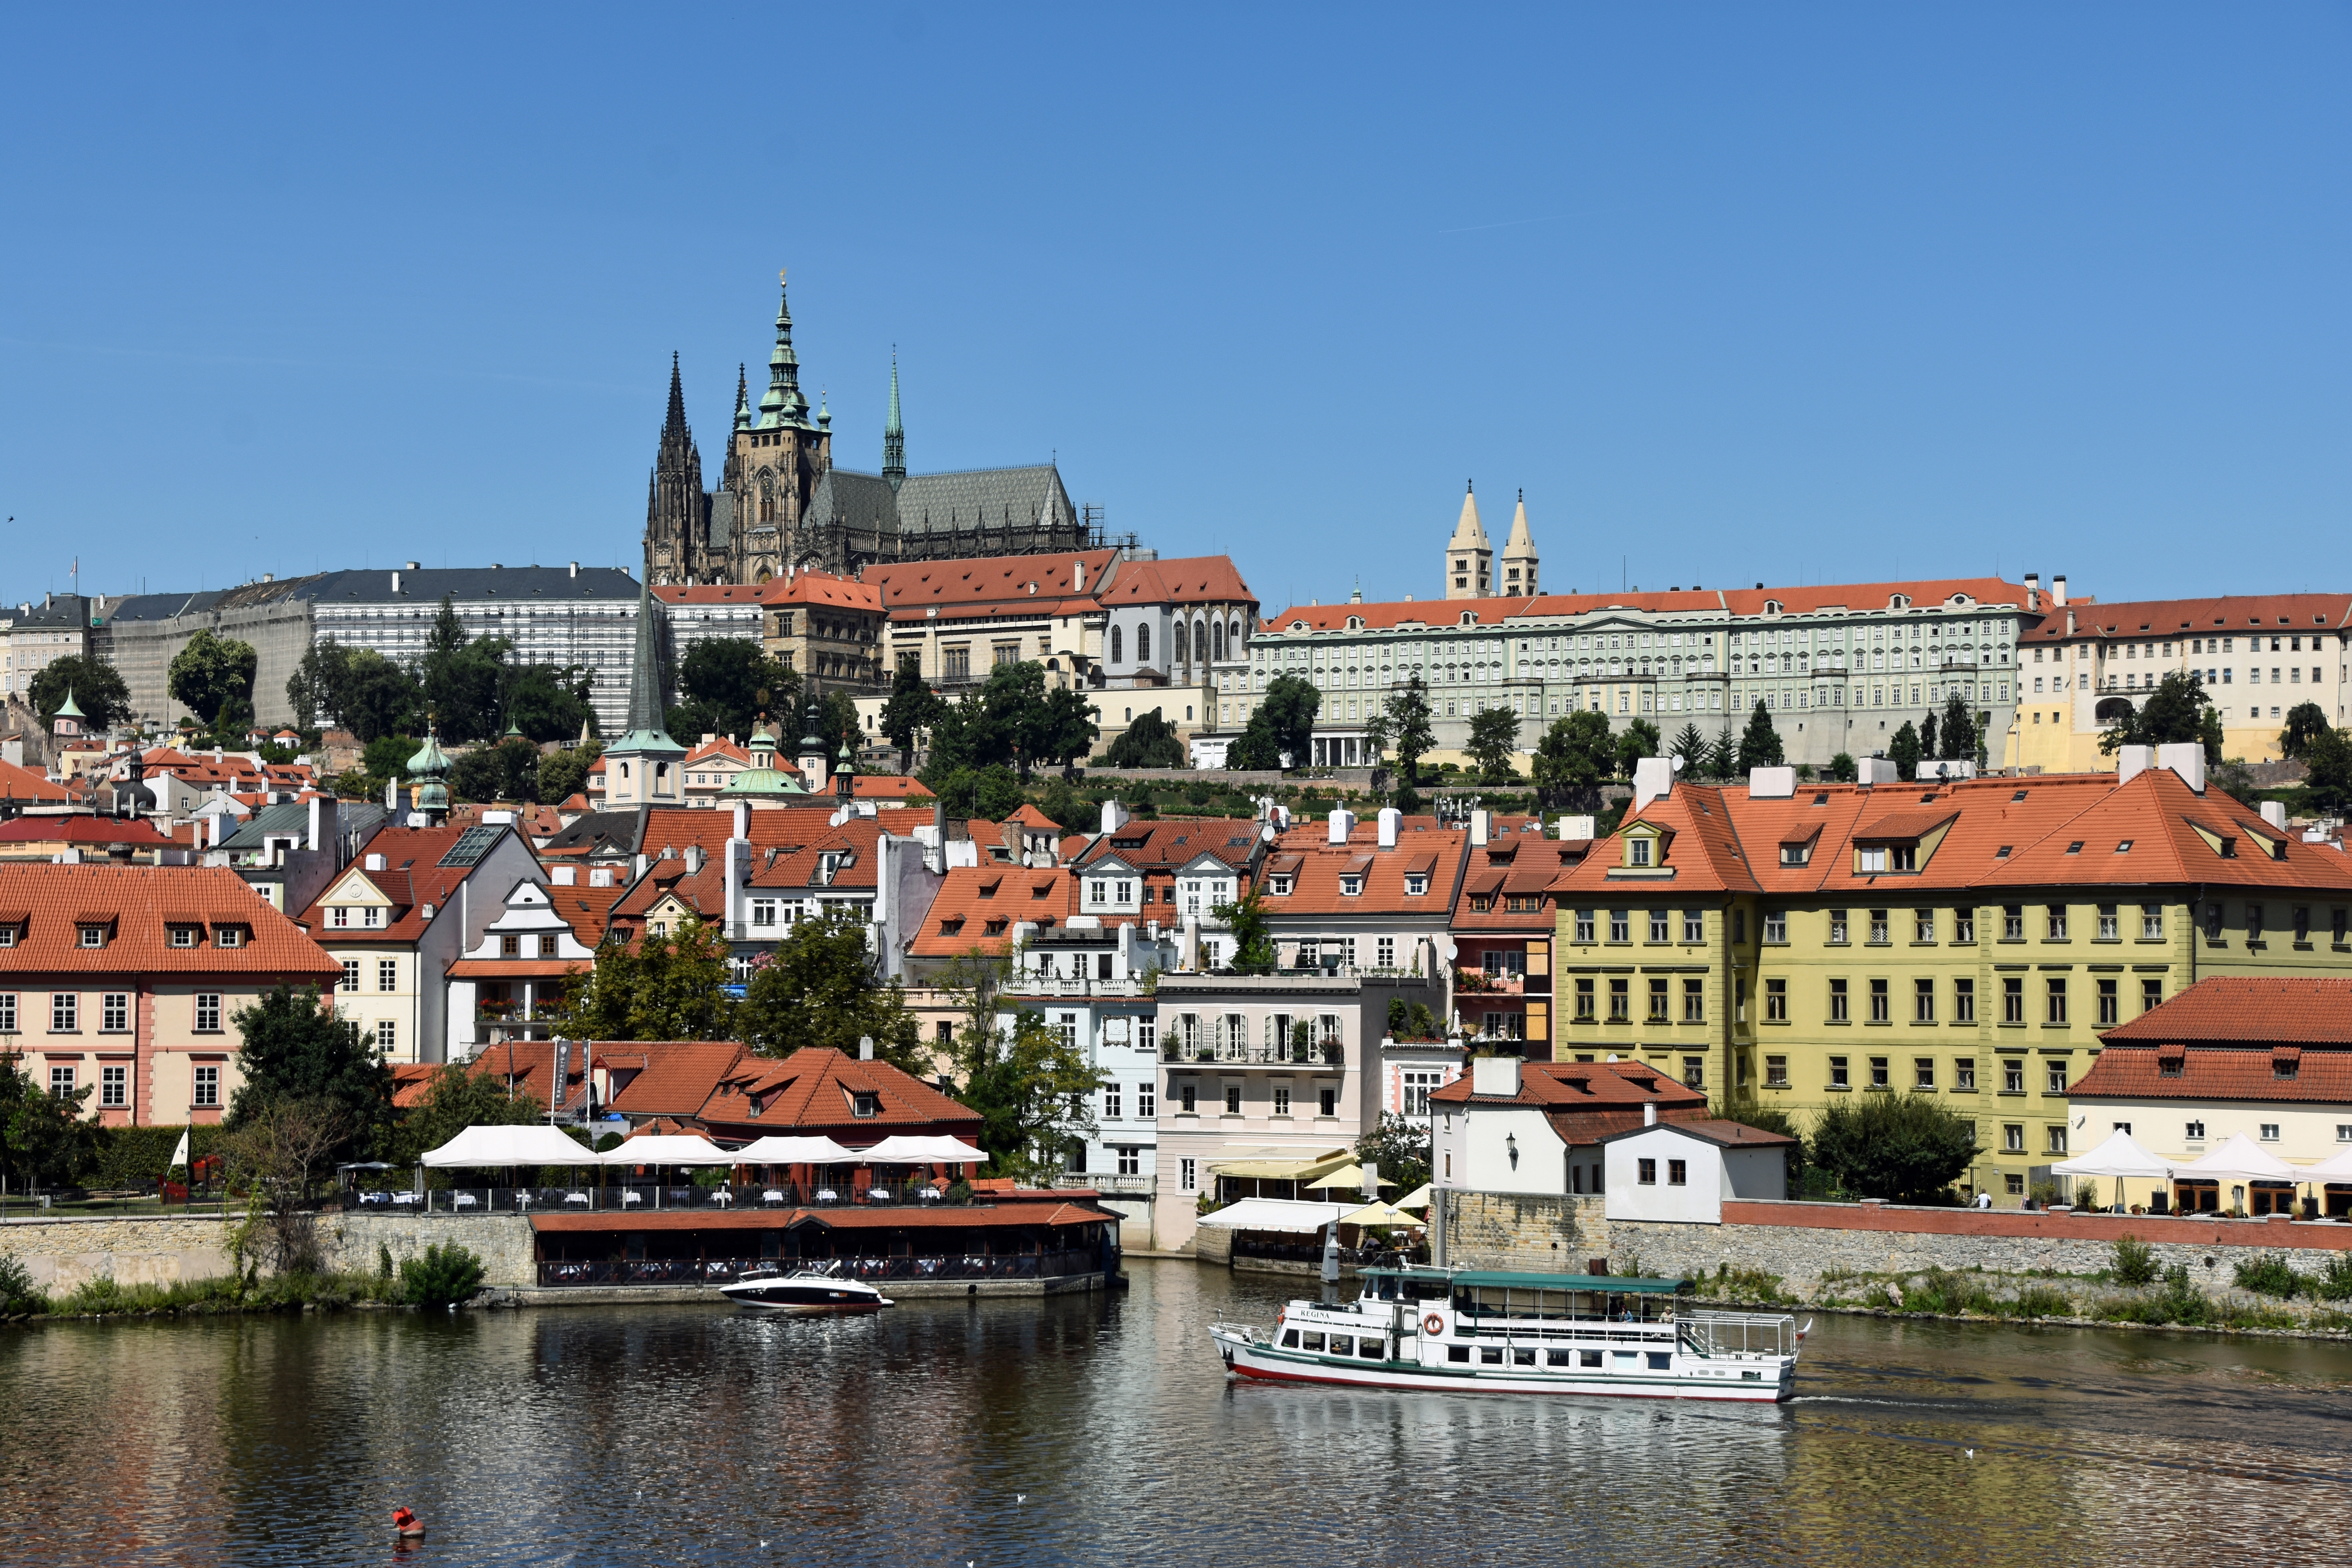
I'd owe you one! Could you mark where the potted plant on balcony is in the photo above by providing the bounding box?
[1290,1021,1312,1063]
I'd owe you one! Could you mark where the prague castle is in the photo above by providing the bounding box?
[643,273,1096,587]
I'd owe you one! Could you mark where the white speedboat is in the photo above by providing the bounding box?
[720,1264,895,1315]
[1209,1266,1800,1403]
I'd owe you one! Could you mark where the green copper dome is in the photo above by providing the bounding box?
[407,722,452,818]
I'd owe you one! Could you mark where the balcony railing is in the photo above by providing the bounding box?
[534,1249,1102,1288]
[1001,975,1147,999]
[1161,1042,1347,1067]
[1055,1172,1155,1194]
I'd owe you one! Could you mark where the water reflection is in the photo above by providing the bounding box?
[3,1263,2349,1566]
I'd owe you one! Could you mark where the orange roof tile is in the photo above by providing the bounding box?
[698,1047,980,1138]
[2070,1045,2352,1106]
[2100,976,2352,1047]
[2027,593,2352,642]
[910,862,1073,956]
[754,571,885,612]
[1094,555,1257,611]
[0,864,338,978]
[866,550,1121,619]
[0,758,72,803]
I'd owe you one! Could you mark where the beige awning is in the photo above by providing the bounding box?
[1339,1200,1424,1229]
[1205,1149,1354,1181]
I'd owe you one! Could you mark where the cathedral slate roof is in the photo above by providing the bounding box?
[806,470,899,536]
[893,465,1073,537]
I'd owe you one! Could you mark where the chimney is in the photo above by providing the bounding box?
[1632,756,1676,811]
[1644,1101,1657,1127]
[1557,814,1595,840]
[569,561,580,578]
[365,851,386,871]
[390,570,401,594]
[2117,744,2155,786]
[2156,742,2207,794]
[1073,559,1085,593]
[1376,806,1400,848]
[1748,766,1795,799]
[306,794,324,853]
[732,800,751,841]
[406,561,421,571]
[683,843,704,875]
[1857,757,1901,786]
[551,864,577,886]
[1471,1056,1521,1098]
[858,1034,874,1062]
[2261,800,2288,831]
[1469,809,1489,847]
[2052,574,2068,607]
[1361,1161,1380,1201]
[2025,572,2040,612]
[1327,808,1354,844]
[1100,799,1131,836]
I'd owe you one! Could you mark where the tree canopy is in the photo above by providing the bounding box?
[2098,671,2223,764]
[955,1002,1103,1183]
[536,741,601,806]
[2304,723,2352,816]
[1228,674,1320,771]
[737,909,928,1073]
[1736,701,1784,771]
[1101,707,1184,769]
[1354,1111,1431,1198]
[1936,694,1980,762]
[168,628,260,732]
[27,654,131,731]
[1807,1092,1978,1203]
[1211,886,1276,974]
[1533,710,1615,796]
[381,1063,548,1168]
[0,1053,94,1189]
[226,985,392,1162]
[1465,706,1523,781]
[2280,701,2330,761]
[558,919,737,1042]
[451,738,545,804]
[1613,717,1662,780]
[878,654,946,775]
[918,661,1094,782]
[1887,721,1922,782]
[668,637,798,745]
[288,641,421,742]
[1363,675,1435,786]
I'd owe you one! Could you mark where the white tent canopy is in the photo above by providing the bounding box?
[2174,1132,2302,1184]
[420,1125,598,1169]
[2296,1145,2352,1181]
[1193,1198,1357,1233]
[857,1134,988,1165]
[730,1135,862,1165]
[2051,1131,2172,1180]
[600,1133,737,1167]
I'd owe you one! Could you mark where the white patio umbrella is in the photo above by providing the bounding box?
[2050,1129,2171,1211]
[731,1135,861,1165]
[2296,1145,2352,1181]
[856,1134,988,1166]
[2174,1132,2303,1213]
[421,1125,600,1168]
[599,1133,737,1166]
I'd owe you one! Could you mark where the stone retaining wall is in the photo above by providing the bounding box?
[319,1214,537,1288]
[0,1215,236,1296]
[1434,1190,2352,1302]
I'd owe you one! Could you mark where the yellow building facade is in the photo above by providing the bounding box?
[1552,760,2352,1204]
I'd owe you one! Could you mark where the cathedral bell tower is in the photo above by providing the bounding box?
[723,269,833,587]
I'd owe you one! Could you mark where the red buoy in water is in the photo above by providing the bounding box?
[392,1506,426,1539]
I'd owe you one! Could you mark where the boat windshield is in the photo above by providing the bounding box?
[1450,1285,1676,1323]
[1361,1272,1446,1303]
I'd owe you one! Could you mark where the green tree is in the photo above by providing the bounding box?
[362,733,419,783]
[1036,684,1099,772]
[1211,886,1276,974]
[501,661,598,742]
[2098,671,2221,764]
[225,985,392,1160]
[1887,720,1923,782]
[926,763,1027,821]
[340,648,421,742]
[668,637,797,744]
[0,1053,95,1191]
[878,654,945,775]
[1736,701,1784,771]
[1936,694,1979,762]
[27,654,131,731]
[2280,702,2330,761]
[1920,711,1938,761]
[1354,1111,1432,1197]
[2303,724,2352,816]
[537,741,601,805]
[168,628,260,732]
[956,1005,1104,1183]
[285,638,349,731]
[1669,722,1710,773]
[559,919,737,1042]
[1708,728,1739,779]
[1465,706,1523,782]
[1533,710,1616,798]
[1808,1092,1978,1203]
[1364,675,1436,788]
[416,597,512,744]
[1826,751,1858,783]
[451,738,543,804]
[383,1062,547,1168]
[1101,707,1184,769]
[737,909,927,1073]
[1235,673,1321,771]
[1613,717,1662,780]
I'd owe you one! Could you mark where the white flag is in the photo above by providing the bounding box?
[169,1129,191,1170]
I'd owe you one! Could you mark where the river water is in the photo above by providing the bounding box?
[4,1260,2348,1566]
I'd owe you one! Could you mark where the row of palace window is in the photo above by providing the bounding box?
[1754,1052,2074,1098]
[1170,1082,1341,1117]
[1,992,221,1032]
[45,1062,221,1108]
[1572,974,2160,1027]
[1574,904,2352,946]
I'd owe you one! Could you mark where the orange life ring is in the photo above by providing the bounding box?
[1423,1312,1445,1336]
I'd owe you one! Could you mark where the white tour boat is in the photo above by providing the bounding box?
[720,1263,895,1316]
[1209,1267,1801,1402]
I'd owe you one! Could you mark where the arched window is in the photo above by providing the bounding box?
[1111,624,1123,664]
[1211,621,1225,661]
[1138,624,1151,665]
[1230,617,1243,650]
[1175,621,1189,664]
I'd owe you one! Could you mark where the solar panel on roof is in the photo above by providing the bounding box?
[437,825,503,867]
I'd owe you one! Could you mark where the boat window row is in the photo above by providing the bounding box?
[1452,1286,1678,1323]
[1281,1329,1388,1359]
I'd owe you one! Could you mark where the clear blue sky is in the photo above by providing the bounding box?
[3,5,2345,615]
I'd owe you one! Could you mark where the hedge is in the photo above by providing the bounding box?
[76,1125,231,1189]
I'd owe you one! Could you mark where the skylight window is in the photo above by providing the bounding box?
[1994,846,2013,858]
[2065,842,2083,855]
[2114,840,2133,854]
[438,826,503,867]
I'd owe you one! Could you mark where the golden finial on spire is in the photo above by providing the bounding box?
[779,266,788,285]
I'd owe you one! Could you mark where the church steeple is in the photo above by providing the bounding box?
[732,363,750,432]
[663,351,688,440]
[1500,488,1539,597]
[644,352,706,587]
[602,576,687,806]
[882,352,906,492]
[756,269,813,430]
[1444,480,1493,599]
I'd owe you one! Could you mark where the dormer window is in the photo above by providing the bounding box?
[852,1091,880,1118]
[169,926,198,948]
[1339,875,1363,897]
[1780,844,1811,867]
[1404,874,1428,896]
[214,926,244,949]
[1628,838,1653,867]
[78,924,106,949]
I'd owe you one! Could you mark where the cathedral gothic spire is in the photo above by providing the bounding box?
[757,270,813,429]
[882,350,906,492]
[643,351,706,587]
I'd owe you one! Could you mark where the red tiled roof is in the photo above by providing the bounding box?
[910,862,1074,956]
[292,823,523,944]
[653,584,766,604]
[1073,817,1266,875]
[753,571,885,612]
[392,1063,440,1109]
[536,876,630,947]
[698,1047,981,1137]
[1094,555,1257,611]
[0,758,72,803]
[0,817,171,846]
[2069,1045,2352,1105]
[2027,593,2352,642]
[1265,578,2033,633]
[2100,976,2352,1047]
[867,550,1121,619]
[1430,1060,1714,1145]
[0,864,339,977]
[602,1041,751,1118]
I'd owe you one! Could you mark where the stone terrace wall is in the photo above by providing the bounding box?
[1435,1190,2352,1301]
[0,1215,235,1296]
[0,1213,540,1296]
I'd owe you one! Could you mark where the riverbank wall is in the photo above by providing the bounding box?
[1436,1190,2352,1303]
[0,1213,540,1296]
